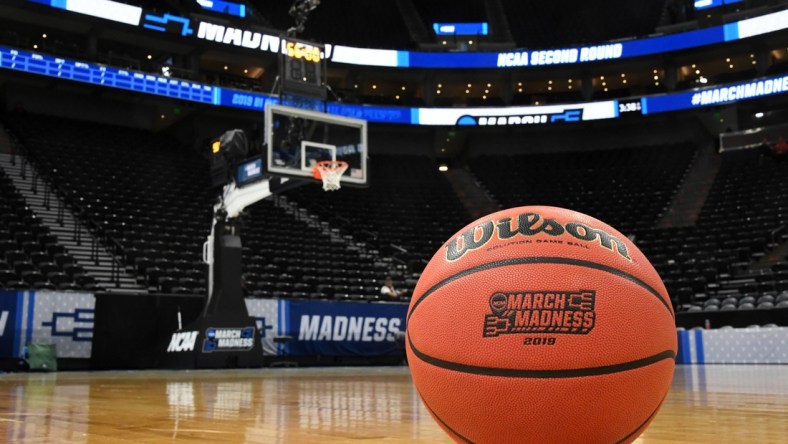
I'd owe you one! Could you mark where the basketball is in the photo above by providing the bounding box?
[407,206,677,443]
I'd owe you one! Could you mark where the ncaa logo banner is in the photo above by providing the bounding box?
[286,300,407,356]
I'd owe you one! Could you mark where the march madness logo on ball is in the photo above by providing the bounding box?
[483,290,596,337]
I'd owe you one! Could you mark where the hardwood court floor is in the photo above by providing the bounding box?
[1,364,787,443]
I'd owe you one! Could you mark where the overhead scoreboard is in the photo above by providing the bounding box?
[279,37,326,100]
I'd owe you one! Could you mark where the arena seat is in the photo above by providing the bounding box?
[470,144,788,312]
[7,112,788,313]
[469,143,696,235]
[0,165,82,290]
[286,154,471,294]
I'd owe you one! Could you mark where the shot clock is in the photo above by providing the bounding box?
[279,37,327,100]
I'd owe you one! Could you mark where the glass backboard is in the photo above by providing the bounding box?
[265,104,368,186]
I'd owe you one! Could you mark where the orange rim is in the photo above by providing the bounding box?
[312,160,348,180]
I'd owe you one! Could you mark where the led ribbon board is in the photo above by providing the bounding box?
[2,46,788,125]
[25,1,788,69]
[0,47,215,103]
[641,75,788,114]
[695,0,743,11]
[196,0,246,18]
[433,23,489,36]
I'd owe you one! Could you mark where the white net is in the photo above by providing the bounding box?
[315,161,348,191]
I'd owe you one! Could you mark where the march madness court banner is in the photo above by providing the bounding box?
[0,290,94,359]
[0,290,25,358]
[2,293,407,359]
[285,300,407,356]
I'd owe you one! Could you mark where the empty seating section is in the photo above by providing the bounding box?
[470,144,696,234]
[2,113,396,299]
[414,1,487,25]
[239,200,387,300]
[254,0,663,50]
[637,149,788,312]
[0,168,82,290]
[255,1,411,49]
[500,0,665,48]
[287,155,471,276]
[4,113,788,314]
[5,114,214,294]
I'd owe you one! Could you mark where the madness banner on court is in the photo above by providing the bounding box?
[284,300,407,356]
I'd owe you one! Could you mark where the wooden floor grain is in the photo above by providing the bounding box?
[1,365,787,443]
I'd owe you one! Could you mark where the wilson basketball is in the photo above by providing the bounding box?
[407,206,676,443]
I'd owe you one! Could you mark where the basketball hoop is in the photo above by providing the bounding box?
[313,160,348,191]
